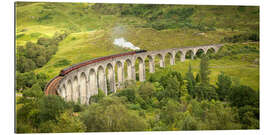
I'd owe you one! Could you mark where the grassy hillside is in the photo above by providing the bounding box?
[16,2,259,86]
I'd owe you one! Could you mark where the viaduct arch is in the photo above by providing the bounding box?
[45,44,223,104]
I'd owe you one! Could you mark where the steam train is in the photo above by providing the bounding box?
[59,50,147,76]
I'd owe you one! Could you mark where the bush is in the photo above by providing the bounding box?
[39,95,67,122]
[222,33,259,43]
[89,89,105,103]
[194,83,217,101]
[53,59,71,67]
[229,85,259,108]
[117,88,136,103]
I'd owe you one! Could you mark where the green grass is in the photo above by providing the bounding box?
[16,2,259,90]
[146,43,259,91]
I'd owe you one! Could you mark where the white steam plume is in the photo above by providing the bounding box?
[113,37,140,50]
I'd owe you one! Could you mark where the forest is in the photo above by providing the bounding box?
[16,47,259,132]
[16,2,259,133]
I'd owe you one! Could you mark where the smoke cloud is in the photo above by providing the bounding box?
[113,37,140,50]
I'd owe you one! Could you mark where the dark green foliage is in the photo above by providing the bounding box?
[37,37,53,46]
[229,85,259,108]
[53,59,71,67]
[160,99,182,125]
[222,32,259,43]
[16,55,37,73]
[92,4,195,30]
[199,55,210,84]
[89,89,105,103]
[117,88,136,103]
[16,71,48,91]
[194,83,217,101]
[160,74,181,100]
[16,32,68,73]
[138,82,155,105]
[16,71,37,90]
[216,72,232,101]
[185,63,196,97]
[81,97,148,132]
[238,105,259,129]
[214,43,259,62]
[22,83,44,99]
[39,95,67,122]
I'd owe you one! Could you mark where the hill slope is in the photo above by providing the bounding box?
[16,2,259,89]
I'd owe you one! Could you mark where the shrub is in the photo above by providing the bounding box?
[53,59,71,67]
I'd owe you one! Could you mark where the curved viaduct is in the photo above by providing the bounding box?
[45,44,223,104]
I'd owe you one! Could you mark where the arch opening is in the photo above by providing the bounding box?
[67,80,73,102]
[175,50,184,63]
[73,76,79,102]
[97,65,107,95]
[89,68,97,98]
[206,48,216,57]
[61,84,67,100]
[185,50,194,60]
[165,52,174,66]
[80,72,87,104]
[154,54,164,69]
[106,63,115,94]
[115,61,124,89]
[124,59,132,81]
[195,49,205,59]
[135,57,145,82]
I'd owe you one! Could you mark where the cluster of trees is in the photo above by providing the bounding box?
[16,32,68,73]
[16,32,69,92]
[91,4,258,32]
[222,32,259,43]
[16,71,48,91]
[92,4,197,30]
[16,54,259,133]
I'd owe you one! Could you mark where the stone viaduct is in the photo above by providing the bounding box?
[45,44,223,104]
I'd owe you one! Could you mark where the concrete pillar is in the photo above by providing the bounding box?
[80,73,87,104]
[98,66,107,96]
[66,80,72,101]
[107,64,115,93]
[126,59,133,81]
[181,53,185,62]
[139,60,146,82]
[73,77,78,102]
[191,52,194,60]
[89,69,98,101]
[131,59,136,80]
[160,55,165,68]
[170,54,175,65]
[149,56,155,73]
[117,62,124,88]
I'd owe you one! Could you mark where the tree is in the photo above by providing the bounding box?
[37,37,52,47]
[160,99,181,125]
[138,82,155,104]
[81,97,148,132]
[194,83,217,101]
[199,55,210,84]
[51,112,86,132]
[229,85,259,108]
[23,83,43,99]
[185,63,196,97]
[35,55,47,67]
[216,72,232,101]
[39,95,67,122]
[16,56,37,73]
